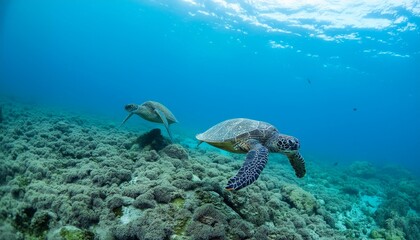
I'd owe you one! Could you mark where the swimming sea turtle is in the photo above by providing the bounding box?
[121,101,178,141]
[196,118,306,190]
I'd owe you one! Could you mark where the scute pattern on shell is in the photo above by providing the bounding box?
[145,101,178,123]
[196,118,277,143]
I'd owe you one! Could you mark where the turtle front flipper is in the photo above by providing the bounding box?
[154,108,173,141]
[286,152,306,178]
[226,142,269,191]
[120,113,134,127]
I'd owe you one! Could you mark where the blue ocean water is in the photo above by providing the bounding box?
[1,0,419,174]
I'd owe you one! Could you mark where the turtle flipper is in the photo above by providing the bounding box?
[196,140,203,148]
[154,108,173,141]
[286,152,306,178]
[120,113,134,127]
[226,143,269,191]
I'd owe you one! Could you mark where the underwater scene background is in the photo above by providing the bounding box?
[1,0,419,239]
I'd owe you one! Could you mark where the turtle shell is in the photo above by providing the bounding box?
[196,118,278,152]
[144,101,178,124]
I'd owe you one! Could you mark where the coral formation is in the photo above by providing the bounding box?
[281,183,318,214]
[186,204,227,239]
[0,100,418,240]
[349,161,376,178]
[340,185,360,195]
[135,128,169,151]
[58,226,95,240]
[160,144,189,160]
[0,105,3,123]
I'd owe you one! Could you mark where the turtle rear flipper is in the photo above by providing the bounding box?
[286,152,306,178]
[154,108,173,141]
[226,142,268,191]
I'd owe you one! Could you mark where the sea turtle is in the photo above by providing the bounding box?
[121,101,178,141]
[196,118,306,190]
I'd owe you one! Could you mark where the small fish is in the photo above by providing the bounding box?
[353,108,357,111]
[306,78,311,84]
[333,162,338,166]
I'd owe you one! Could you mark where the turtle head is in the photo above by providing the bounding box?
[268,134,300,154]
[124,104,138,113]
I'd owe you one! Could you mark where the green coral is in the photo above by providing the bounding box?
[112,206,123,218]
[172,197,185,209]
[369,228,405,240]
[59,227,94,240]
[168,197,190,236]
[370,229,383,239]
[194,190,225,209]
[383,229,405,240]
[30,211,52,236]
[12,208,53,240]
[174,217,189,236]
[281,183,318,214]
[16,175,31,188]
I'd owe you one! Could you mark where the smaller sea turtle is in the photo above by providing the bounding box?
[121,101,178,141]
[196,118,306,190]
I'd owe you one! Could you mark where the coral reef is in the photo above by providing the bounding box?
[281,183,318,214]
[0,100,418,240]
[160,144,189,160]
[373,191,420,240]
[186,204,228,240]
[0,105,3,123]
[135,128,169,151]
[349,161,376,178]
[56,226,95,240]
